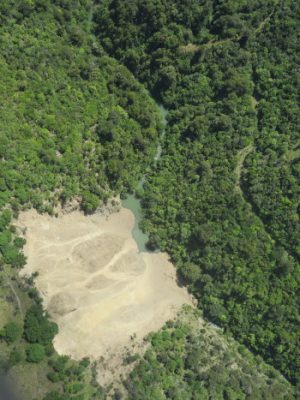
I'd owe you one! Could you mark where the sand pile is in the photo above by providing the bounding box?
[17,207,193,384]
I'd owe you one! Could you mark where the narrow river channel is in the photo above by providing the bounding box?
[122,102,168,252]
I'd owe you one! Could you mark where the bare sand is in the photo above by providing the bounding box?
[17,207,193,385]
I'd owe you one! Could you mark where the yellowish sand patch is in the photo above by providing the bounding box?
[17,207,193,385]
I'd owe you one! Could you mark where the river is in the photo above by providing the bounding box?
[122,102,168,252]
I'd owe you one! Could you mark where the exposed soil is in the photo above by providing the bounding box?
[17,207,193,386]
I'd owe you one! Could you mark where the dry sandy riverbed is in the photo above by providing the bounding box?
[17,207,193,385]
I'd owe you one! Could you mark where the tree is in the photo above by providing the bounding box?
[13,237,26,249]
[180,262,200,283]
[81,192,100,214]
[24,304,58,345]
[1,322,22,343]
[79,357,90,368]
[26,343,45,363]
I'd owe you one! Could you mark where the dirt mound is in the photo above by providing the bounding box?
[109,250,146,275]
[72,234,125,272]
[85,275,116,290]
[48,292,78,316]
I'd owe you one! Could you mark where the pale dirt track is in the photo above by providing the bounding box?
[17,207,193,385]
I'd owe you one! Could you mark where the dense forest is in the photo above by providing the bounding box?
[0,0,298,399]
[95,0,300,387]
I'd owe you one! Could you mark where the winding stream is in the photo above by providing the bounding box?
[122,102,168,252]
[87,6,169,253]
[87,6,168,252]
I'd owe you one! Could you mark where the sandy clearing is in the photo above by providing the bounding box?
[17,207,193,385]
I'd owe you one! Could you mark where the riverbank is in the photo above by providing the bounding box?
[122,101,168,252]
